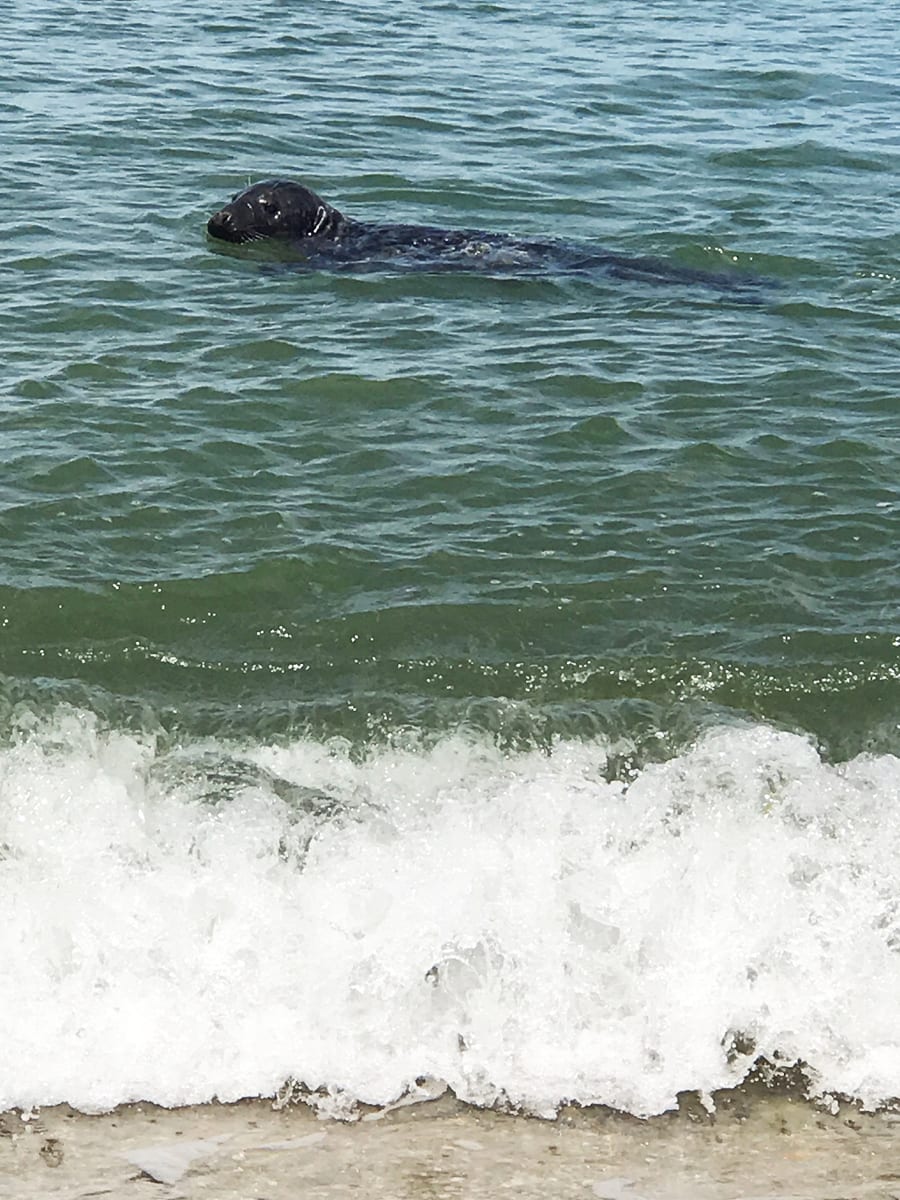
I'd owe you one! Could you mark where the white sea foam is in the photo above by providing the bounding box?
[2,707,900,1117]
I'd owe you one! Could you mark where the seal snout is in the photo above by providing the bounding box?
[207,207,238,241]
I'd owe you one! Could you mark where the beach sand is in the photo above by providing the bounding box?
[2,1086,900,1200]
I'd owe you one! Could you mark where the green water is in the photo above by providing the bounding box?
[4,0,899,758]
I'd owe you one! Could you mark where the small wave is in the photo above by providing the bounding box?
[2,709,900,1117]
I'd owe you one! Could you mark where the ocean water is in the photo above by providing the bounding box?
[2,0,899,1118]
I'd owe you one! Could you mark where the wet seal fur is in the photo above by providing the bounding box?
[207,178,763,293]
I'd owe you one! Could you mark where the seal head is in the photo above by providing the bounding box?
[207,179,346,244]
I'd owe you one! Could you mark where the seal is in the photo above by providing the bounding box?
[207,178,760,292]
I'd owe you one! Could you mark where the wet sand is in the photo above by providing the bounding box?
[2,1088,900,1200]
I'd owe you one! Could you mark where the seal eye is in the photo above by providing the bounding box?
[259,196,281,218]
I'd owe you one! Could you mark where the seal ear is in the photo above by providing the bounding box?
[312,205,328,235]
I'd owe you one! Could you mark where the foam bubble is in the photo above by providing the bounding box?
[1,708,899,1116]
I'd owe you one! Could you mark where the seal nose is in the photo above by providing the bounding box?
[207,208,234,239]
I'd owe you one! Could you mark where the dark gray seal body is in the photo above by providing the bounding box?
[207,178,761,292]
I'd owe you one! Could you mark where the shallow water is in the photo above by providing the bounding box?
[3,0,899,1118]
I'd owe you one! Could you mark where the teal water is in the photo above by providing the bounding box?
[5,0,899,756]
[3,0,900,1117]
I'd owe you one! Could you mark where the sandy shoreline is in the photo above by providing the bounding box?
[3,1087,900,1200]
